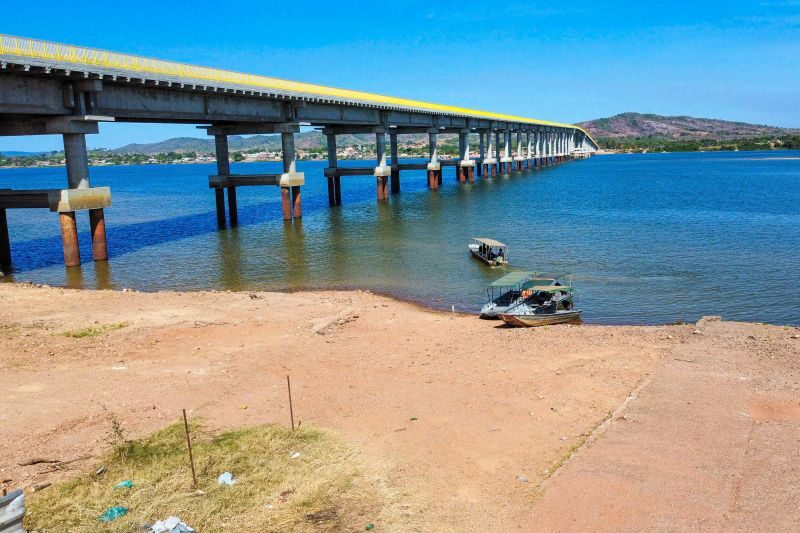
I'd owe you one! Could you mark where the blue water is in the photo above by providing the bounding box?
[1,151,798,325]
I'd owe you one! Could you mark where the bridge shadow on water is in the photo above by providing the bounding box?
[3,190,339,282]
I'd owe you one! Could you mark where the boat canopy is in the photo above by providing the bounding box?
[490,271,536,287]
[529,285,574,293]
[472,237,506,248]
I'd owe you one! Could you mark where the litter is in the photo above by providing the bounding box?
[99,506,128,522]
[217,472,236,485]
[515,475,529,483]
[150,516,195,533]
[290,452,301,459]
[114,480,134,489]
[366,524,375,530]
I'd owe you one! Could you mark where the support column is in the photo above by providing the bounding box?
[0,208,10,272]
[526,131,532,168]
[458,130,474,183]
[375,131,390,201]
[281,131,302,220]
[515,131,524,170]
[63,133,105,266]
[494,131,501,176]
[89,209,108,261]
[427,131,441,190]
[326,133,339,206]
[59,212,80,268]
[390,132,400,194]
[214,134,236,227]
[502,129,512,174]
[478,132,485,177]
[215,189,226,226]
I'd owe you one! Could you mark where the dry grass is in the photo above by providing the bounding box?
[26,421,394,532]
[62,322,128,338]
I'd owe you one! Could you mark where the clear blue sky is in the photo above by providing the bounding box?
[2,0,799,151]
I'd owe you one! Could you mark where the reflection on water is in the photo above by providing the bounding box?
[1,151,799,325]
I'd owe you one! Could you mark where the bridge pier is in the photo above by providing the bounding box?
[0,208,10,274]
[281,130,302,219]
[500,129,513,174]
[390,132,400,194]
[325,133,342,206]
[214,134,234,227]
[427,130,441,190]
[514,131,525,171]
[456,130,475,183]
[63,132,108,264]
[374,130,391,201]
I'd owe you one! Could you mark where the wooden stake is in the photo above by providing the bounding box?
[182,409,197,487]
[287,375,295,431]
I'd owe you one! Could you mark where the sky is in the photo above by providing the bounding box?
[2,0,799,152]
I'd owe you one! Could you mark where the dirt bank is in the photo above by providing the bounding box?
[1,285,798,531]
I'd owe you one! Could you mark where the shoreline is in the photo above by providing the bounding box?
[1,283,798,530]
[5,279,795,328]
[2,148,799,170]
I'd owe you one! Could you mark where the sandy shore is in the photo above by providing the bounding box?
[1,284,798,531]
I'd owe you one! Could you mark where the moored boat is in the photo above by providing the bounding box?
[468,237,508,266]
[498,283,582,327]
[480,272,561,319]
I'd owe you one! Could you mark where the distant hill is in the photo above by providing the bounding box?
[112,131,390,154]
[578,112,799,141]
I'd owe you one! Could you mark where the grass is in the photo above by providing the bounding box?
[26,421,392,532]
[62,322,129,338]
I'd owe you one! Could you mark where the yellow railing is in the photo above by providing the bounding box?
[0,34,596,143]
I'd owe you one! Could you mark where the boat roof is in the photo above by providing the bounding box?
[472,237,506,247]
[490,271,537,287]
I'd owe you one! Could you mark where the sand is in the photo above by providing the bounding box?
[1,284,798,531]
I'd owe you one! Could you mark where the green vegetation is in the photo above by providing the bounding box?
[26,421,394,532]
[597,135,800,153]
[63,322,129,338]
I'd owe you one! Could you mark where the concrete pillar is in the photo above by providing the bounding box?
[503,129,511,174]
[326,133,339,206]
[89,208,108,261]
[390,132,400,194]
[493,131,501,176]
[63,133,107,266]
[63,134,90,189]
[281,131,301,219]
[215,189,226,226]
[375,131,389,201]
[214,134,236,226]
[478,132,485,176]
[427,131,441,190]
[516,132,524,170]
[0,208,10,272]
[59,211,80,268]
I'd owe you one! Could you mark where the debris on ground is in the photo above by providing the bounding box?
[515,475,529,483]
[365,524,375,530]
[99,506,128,522]
[18,458,59,467]
[290,452,301,459]
[150,516,195,533]
[114,480,134,489]
[217,472,236,485]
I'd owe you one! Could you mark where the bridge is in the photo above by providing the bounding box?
[0,34,598,270]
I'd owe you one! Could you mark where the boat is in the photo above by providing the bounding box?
[480,271,559,319]
[498,283,582,327]
[468,237,508,266]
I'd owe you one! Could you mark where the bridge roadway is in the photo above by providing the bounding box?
[0,34,598,270]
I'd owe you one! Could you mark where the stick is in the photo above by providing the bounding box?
[182,409,197,487]
[287,375,295,431]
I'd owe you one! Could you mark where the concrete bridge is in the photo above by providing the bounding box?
[0,34,598,270]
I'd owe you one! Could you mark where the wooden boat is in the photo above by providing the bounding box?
[499,310,582,327]
[468,237,507,266]
[480,272,559,319]
[498,283,582,327]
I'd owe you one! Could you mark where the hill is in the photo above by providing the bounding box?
[578,112,799,141]
[577,113,800,152]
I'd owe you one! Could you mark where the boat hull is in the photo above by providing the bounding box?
[498,310,582,327]
[469,249,506,267]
